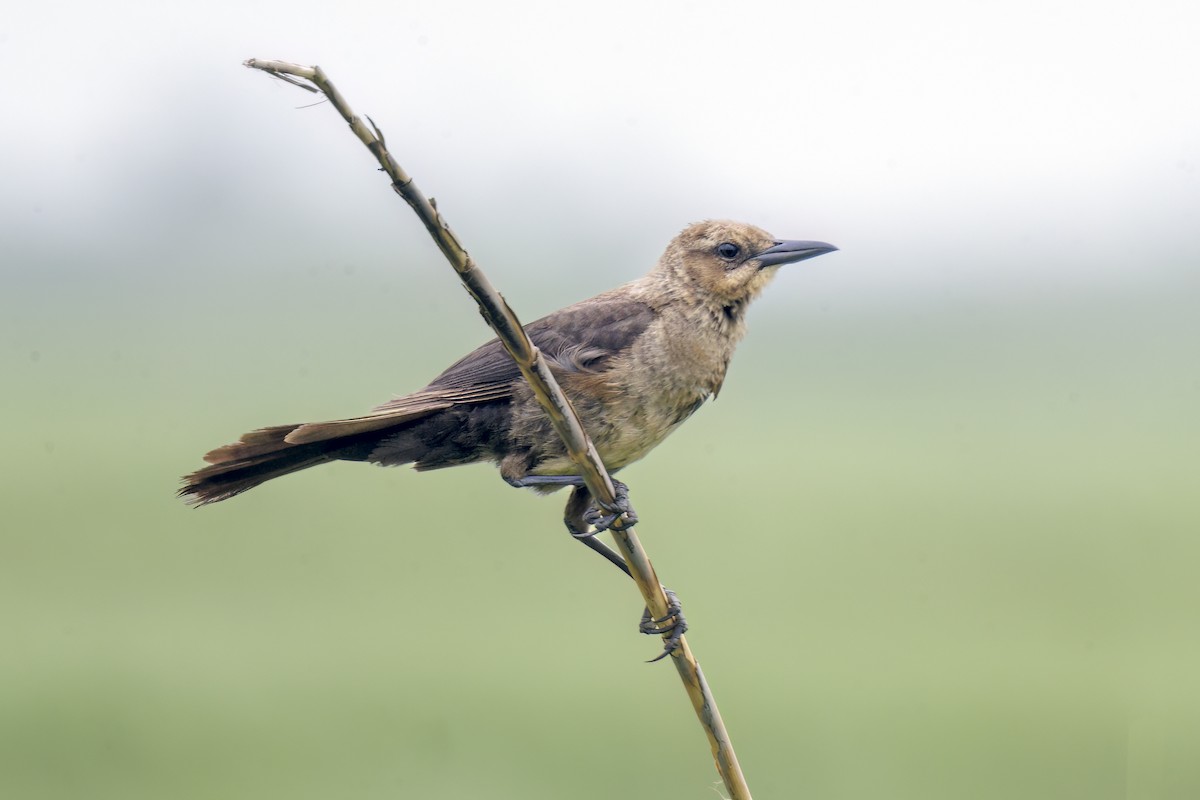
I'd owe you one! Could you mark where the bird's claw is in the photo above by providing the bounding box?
[582,480,638,533]
[641,588,687,662]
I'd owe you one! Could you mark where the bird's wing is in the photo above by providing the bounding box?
[424,294,657,393]
[284,296,655,445]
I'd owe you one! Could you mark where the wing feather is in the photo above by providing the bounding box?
[289,294,656,446]
[422,294,656,391]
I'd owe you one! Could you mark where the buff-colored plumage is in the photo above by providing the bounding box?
[181,221,836,507]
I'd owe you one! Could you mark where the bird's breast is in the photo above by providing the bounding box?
[586,313,737,470]
[524,307,743,477]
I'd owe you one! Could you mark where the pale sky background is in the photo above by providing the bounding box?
[4,0,1198,312]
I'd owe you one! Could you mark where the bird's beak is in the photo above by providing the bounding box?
[752,240,839,268]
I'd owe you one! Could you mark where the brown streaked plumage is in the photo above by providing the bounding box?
[180,221,837,524]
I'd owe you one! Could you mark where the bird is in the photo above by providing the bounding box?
[180,220,836,654]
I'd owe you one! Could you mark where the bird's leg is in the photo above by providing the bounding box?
[563,484,631,577]
[505,474,638,534]
[562,484,685,660]
[504,474,586,489]
[506,475,682,659]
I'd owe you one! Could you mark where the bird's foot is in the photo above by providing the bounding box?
[581,479,637,534]
[641,587,687,662]
[508,474,637,536]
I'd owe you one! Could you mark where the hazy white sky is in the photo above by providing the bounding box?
[3,0,1198,304]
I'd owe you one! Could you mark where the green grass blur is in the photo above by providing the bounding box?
[3,247,1198,799]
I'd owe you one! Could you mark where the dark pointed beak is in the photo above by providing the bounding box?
[752,239,838,268]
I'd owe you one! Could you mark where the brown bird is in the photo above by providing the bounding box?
[181,220,836,652]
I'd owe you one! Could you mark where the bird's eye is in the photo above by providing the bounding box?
[716,242,741,260]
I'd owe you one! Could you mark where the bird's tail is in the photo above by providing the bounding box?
[178,423,369,505]
[179,403,447,506]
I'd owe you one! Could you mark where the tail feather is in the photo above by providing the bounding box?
[180,396,503,506]
[201,424,305,464]
[180,416,427,506]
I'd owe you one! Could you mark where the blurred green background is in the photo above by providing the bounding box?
[4,1,1199,798]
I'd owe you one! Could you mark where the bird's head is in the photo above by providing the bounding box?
[657,220,837,312]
